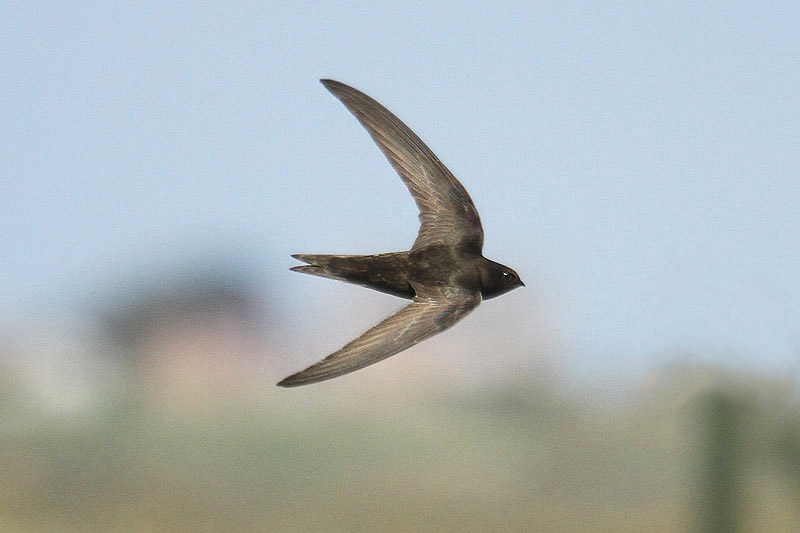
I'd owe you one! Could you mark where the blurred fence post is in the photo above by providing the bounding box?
[695,391,743,533]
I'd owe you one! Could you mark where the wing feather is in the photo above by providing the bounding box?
[321,79,484,252]
[278,286,480,387]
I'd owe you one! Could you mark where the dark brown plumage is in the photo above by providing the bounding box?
[278,79,523,387]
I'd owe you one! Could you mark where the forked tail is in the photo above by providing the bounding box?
[290,253,414,299]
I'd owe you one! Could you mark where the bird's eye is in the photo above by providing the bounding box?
[503,271,513,280]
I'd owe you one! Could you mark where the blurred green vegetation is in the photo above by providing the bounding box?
[2,363,799,532]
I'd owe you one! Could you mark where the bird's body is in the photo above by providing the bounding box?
[292,246,517,302]
[278,80,523,387]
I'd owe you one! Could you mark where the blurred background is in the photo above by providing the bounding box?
[2,3,799,531]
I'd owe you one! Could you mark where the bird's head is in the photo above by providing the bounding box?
[478,259,524,299]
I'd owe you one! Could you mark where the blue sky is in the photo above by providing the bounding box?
[3,3,799,387]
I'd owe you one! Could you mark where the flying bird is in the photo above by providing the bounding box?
[278,79,524,387]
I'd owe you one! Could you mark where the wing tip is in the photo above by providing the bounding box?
[276,368,334,388]
[276,366,315,387]
[320,78,341,92]
[276,375,302,388]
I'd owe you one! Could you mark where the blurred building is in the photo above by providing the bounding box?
[101,265,277,408]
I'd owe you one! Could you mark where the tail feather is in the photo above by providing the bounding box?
[290,254,358,282]
[290,252,414,299]
[291,253,336,265]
